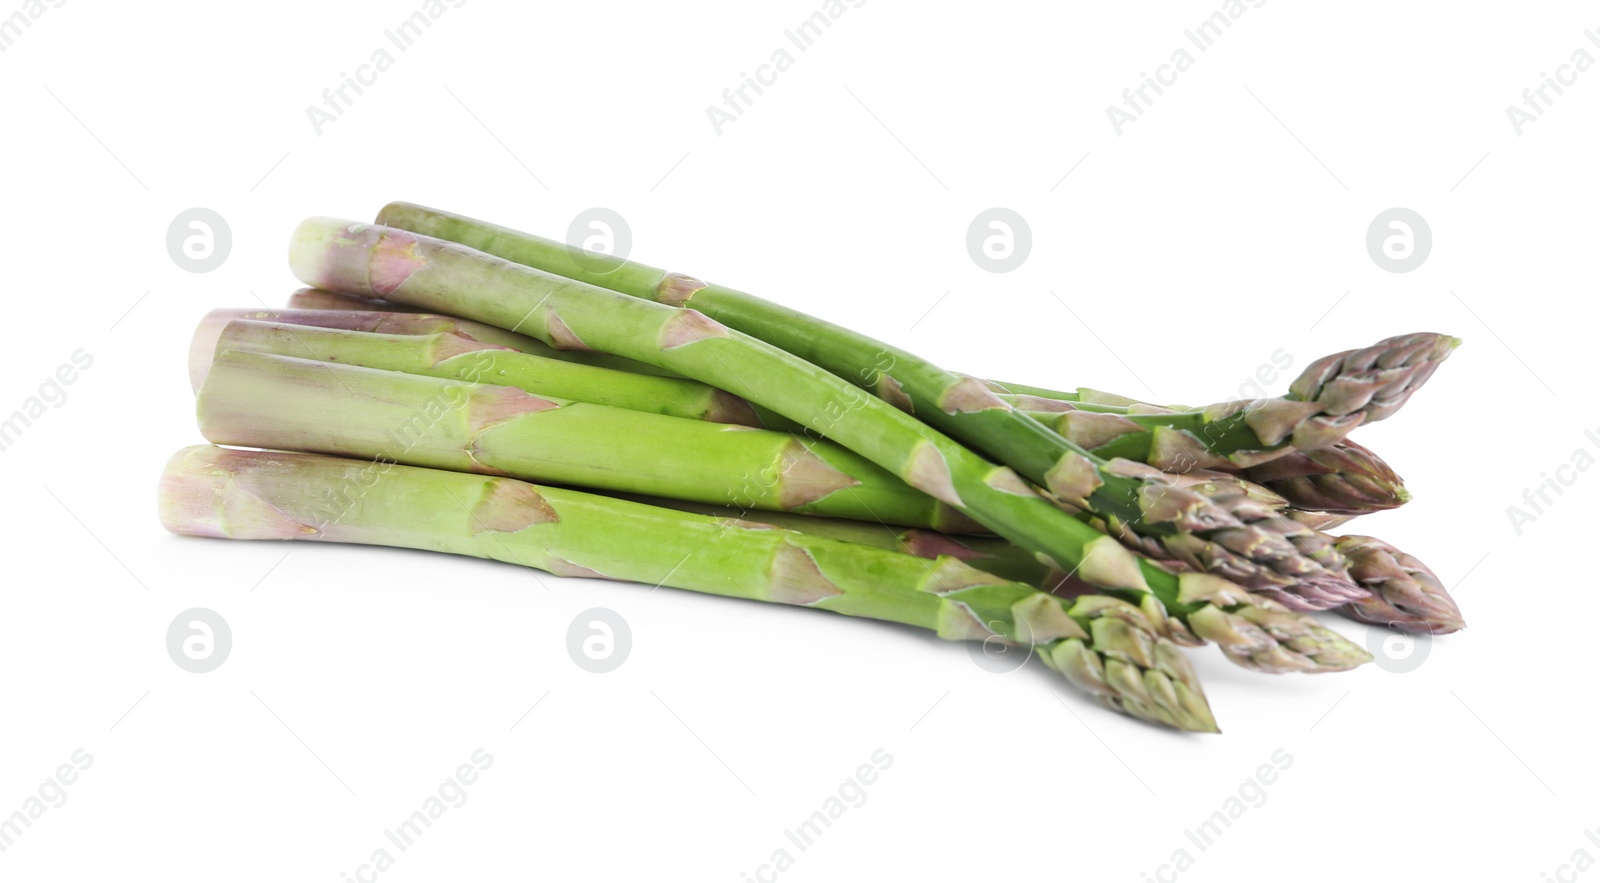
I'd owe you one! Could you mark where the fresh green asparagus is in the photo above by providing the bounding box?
[1335,535,1465,634]
[289,217,1371,668]
[137,191,1474,738]
[279,289,1412,518]
[287,219,1166,591]
[1012,391,1412,516]
[198,341,1393,618]
[1009,331,1453,470]
[287,287,426,313]
[650,490,1458,639]
[191,306,671,385]
[267,291,1408,608]
[1238,442,1410,517]
[209,322,1397,617]
[613,494,1065,589]
[159,444,1217,731]
[201,318,770,426]
[989,325,1459,453]
[369,203,1375,610]
[192,322,1310,552]
[195,347,980,532]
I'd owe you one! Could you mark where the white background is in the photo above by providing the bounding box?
[2,1,1595,880]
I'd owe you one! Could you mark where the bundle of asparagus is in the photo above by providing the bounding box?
[157,202,1465,732]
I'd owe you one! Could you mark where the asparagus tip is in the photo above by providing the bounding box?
[1336,535,1465,634]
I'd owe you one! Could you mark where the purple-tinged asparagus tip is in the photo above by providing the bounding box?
[1335,535,1465,634]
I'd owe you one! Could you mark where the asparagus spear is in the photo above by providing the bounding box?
[195,348,981,533]
[653,491,1461,641]
[1014,394,1412,516]
[202,318,770,426]
[1237,442,1409,516]
[369,203,1365,610]
[612,494,1064,589]
[192,307,546,375]
[650,490,1434,661]
[221,319,1369,608]
[201,343,1368,675]
[287,287,425,313]
[191,306,673,385]
[282,290,678,378]
[277,290,1413,518]
[1020,331,1454,471]
[990,325,1461,448]
[287,218,1374,665]
[1284,510,1356,531]
[621,497,1371,674]
[159,444,1217,731]
[666,492,1462,645]
[1335,535,1465,634]
[285,220,1139,578]
[189,338,1291,549]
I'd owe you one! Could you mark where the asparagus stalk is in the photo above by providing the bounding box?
[657,490,1462,639]
[1014,394,1412,517]
[259,314,1399,603]
[192,307,547,376]
[989,325,1461,451]
[283,289,678,379]
[1284,511,1356,531]
[614,494,1064,589]
[201,318,770,426]
[1027,331,1454,471]
[668,493,1464,641]
[190,337,1295,554]
[284,221,1130,576]
[232,321,1332,603]
[1237,442,1409,516]
[159,444,1217,731]
[1334,536,1465,634]
[278,290,1413,518]
[287,287,426,313]
[191,306,673,385]
[287,218,1371,668]
[982,381,1146,403]
[196,348,981,533]
[369,203,1367,610]
[619,497,1372,674]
